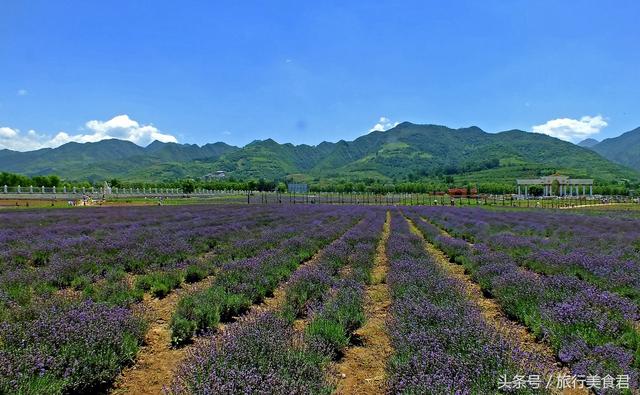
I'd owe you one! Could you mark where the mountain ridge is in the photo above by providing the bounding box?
[0,122,637,185]
[589,127,640,171]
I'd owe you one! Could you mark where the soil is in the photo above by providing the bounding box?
[409,217,588,395]
[335,211,393,395]
[112,222,360,394]
[110,250,218,395]
[110,275,215,395]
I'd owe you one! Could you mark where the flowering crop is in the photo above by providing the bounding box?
[170,208,386,391]
[169,311,331,394]
[411,206,640,303]
[0,204,363,393]
[0,299,146,394]
[385,212,541,394]
[170,208,364,344]
[406,207,640,389]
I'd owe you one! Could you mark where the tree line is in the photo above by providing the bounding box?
[0,171,634,196]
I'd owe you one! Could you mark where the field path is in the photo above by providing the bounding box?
[408,216,589,395]
[127,218,363,394]
[111,269,216,395]
[335,211,393,395]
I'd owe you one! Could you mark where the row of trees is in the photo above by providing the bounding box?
[0,171,635,196]
[0,172,62,188]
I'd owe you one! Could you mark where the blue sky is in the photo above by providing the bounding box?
[1,0,638,151]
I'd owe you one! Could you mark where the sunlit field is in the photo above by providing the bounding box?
[1,203,638,393]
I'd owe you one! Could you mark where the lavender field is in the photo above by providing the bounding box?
[1,204,638,394]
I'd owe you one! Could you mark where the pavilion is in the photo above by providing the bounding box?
[516,174,593,198]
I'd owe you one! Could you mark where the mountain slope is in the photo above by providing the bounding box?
[578,138,599,148]
[309,123,636,183]
[591,127,640,171]
[0,123,637,184]
[0,140,238,182]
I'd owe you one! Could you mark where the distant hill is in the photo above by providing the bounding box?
[0,122,637,185]
[577,138,599,148]
[0,139,238,182]
[589,127,640,172]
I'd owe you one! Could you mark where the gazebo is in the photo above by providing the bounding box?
[516,174,593,198]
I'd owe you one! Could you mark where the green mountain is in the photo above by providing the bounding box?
[0,139,238,183]
[577,138,599,148]
[0,123,637,185]
[590,127,640,171]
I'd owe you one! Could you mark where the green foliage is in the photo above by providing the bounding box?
[184,264,208,283]
[1,123,637,189]
[135,271,183,298]
[306,318,349,355]
[283,276,332,319]
[84,279,144,307]
[170,286,252,345]
[0,171,61,187]
[591,127,640,171]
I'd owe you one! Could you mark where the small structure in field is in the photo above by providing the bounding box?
[448,187,478,197]
[201,171,226,181]
[516,174,593,197]
[287,183,308,193]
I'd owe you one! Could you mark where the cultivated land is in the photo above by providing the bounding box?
[1,203,639,393]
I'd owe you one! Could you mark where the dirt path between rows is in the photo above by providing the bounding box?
[116,220,362,394]
[409,216,588,395]
[111,271,216,395]
[335,211,392,395]
[112,242,327,395]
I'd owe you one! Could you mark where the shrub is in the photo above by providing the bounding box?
[170,286,252,345]
[169,312,332,394]
[184,264,207,283]
[0,300,146,394]
[306,318,349,357]
[70,275,91,291]
[135,271,183,299]
[84,280,143,307]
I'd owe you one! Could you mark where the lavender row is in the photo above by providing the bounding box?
[169,311,329,394]
[169,208,387,393]
[414,206,640,304]
[0,299,146,394]
[0,205,358,394]
[281,210,385,320]
[406,210,640,389]
[130,207,342,300]
[0,205,296,308]
[385,212,536,394]
[292,210,385,358]
[169,208,365,345]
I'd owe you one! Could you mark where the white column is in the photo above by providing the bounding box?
[583,185,586,195]
[518,185,521,196]
[590,185,593,196]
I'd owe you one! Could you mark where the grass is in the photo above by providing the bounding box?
[135,271,183,298]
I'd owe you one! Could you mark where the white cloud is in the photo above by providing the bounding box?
[0,127,18,138]
[0,114,178,152]
[532,115,607,142]
[369,116,400,132]
[17,89,28,96]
